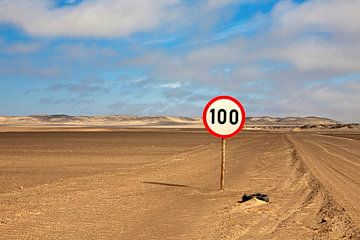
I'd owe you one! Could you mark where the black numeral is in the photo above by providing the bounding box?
[229,109,238,124]
[210,109,239,125]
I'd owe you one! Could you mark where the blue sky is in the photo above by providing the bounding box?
[0,0,359,122]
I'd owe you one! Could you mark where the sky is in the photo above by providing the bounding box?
[0,0,359,122]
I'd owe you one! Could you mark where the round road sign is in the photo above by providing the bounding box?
[202,96,246,138]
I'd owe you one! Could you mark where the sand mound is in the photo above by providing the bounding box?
[237,197,268,210]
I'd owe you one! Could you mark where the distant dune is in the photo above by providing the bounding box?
[0,115,201,128]
[245,116,340,126]
[0,115,354,130]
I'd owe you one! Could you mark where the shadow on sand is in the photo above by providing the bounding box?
[142,181,193,189]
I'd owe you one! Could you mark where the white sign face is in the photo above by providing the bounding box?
[203,96,246,138]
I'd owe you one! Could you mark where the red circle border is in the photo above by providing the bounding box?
[202,96,246,139]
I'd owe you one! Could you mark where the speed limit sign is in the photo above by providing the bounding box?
[203,96,246,138]
[202,96,246,190]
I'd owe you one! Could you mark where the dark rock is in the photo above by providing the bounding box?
[240,193,269,203]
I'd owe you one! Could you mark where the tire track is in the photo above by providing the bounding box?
[285,134,360,239]
[313,136,360,156]
[303,139,360,168]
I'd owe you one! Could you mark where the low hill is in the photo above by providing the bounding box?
[246,116,340,126]
[0,115,346,129]
[0,115,201,128]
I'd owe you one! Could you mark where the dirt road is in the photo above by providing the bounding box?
[0,130,359,239]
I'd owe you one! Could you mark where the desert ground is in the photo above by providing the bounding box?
[0,129,359,239]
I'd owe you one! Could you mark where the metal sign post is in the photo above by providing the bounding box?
[220,138,226,190]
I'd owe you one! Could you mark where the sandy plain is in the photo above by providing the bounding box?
[0,129,359,239]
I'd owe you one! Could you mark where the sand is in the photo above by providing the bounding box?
[0,129,359,239]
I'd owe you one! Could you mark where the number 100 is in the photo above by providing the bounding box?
[210,109,239,125]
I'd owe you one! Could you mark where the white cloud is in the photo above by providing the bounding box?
[125,38,252,86]
[274,39,360,72]
[56,43,117,58]
[263,80,360,121]
[122,0,360,121]
[0,0,259,38]
[205,0,258,10]
[272,0,360,37]
[0,0,181,37]
[266,0,360,73]
[2,41,41,54]
[206,0,241,9]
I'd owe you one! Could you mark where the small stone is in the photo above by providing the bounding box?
[240,193,269,203]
